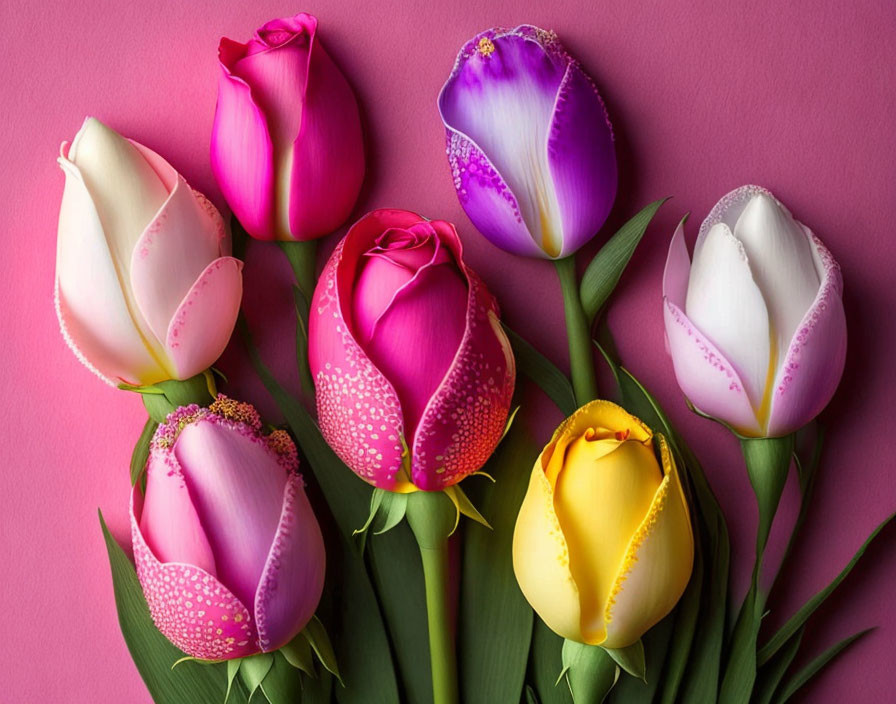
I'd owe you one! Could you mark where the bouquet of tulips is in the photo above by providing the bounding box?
[54,14,889,704]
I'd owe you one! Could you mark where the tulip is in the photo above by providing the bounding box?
[55,117,243,387]
[131,395,325,660]
[438,25,617,259]
[211,13,365,242]
[513,400,693,648]
[308,209,515,492]
[663,185,847,437]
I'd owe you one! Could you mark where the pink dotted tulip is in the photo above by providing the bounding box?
[308,209,515,492]
[663,185,847,437]
[55,117,243,387]
[211,13,365,242]
[131,396,325,660]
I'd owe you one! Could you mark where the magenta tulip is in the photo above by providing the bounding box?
[308,209,515,492]
[55,117,242,387]
[663,185,847,437]
[131,396,325,660]
[439,25,617,259]
[211,13,365,242]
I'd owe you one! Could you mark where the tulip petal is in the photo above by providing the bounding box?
[165,257,243,380]
[685,222,771,410]
[602,436,694,649]
[721,187,820,366]
[173,417,287,611]
[308,211,410,490]
[131,485,258,660]
[288,21,365,240]
[411,225,515,490]
[439,28,568,257]
[547,63,617,258]
[512,461,583,642]
[211,44,276,240]
[55,153,173,385]
[254,474,326,652]
[129,148,227,343]
[139,449,217,576]
[767,233,847,436]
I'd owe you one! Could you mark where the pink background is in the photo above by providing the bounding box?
[2,0,894,701]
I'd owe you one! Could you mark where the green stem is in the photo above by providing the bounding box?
[719,434,794,704]
[277,239,318,400]
[406,492,459,704]
[554,256,597,406]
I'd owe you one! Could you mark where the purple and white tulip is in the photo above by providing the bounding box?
[131,396,325,660]
[438,25,617,259]
[308,209,515,492]
[663,185,847,437]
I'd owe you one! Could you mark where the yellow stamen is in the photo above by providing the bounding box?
[477,37,495,57]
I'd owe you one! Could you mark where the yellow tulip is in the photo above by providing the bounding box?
[512,400,694,648]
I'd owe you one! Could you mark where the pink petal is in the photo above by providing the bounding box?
[254,473,326,652]
[173,417,287,611]
[767,232,847,436]
[138,448,216,575]
[211,44,276,240]
[131,485,258,660]
[411,224,516,490]
[165,257,243,379]
[663,223,761,435]
[308,211,412,490]
[287,23,365,240]
[129,152,226,343]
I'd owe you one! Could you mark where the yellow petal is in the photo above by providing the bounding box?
[512,460,582,642]
[602,434,695,648]
[553,430,662,644]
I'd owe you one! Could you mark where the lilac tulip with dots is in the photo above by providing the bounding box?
[438,25,617,259]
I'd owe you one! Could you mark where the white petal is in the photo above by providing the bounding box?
[686,223,770,409]
[68,117,169,282]
[733,193,819,368]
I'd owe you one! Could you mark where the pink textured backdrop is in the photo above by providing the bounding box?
[2,0,894,701]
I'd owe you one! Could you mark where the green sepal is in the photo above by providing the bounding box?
[603,640,646,681]
[354,488,409,541]
[257,651,302,704]
[171,656,223,669]
[130,417,158,487]
[226,660,240,703]
[300,616,342,684]
[500,405,520,442]
[560,639,619,703]
[123,372,217,423]
[443,483,492,533]
[279,631,315,677]
[238,653,274,696]
[579,197,670,322]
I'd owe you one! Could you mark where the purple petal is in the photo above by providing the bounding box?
[173,418,288,610]
[547,63,616,257]
[254,474,326,652]
[131,485,258,660]
[411,237,516,490]
[767,233,847,436]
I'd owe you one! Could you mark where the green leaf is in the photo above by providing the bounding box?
[503,323,577,417]
[774,629,873,703]
[603,641,645,681]
[130,418,157,486]
[239,653,274,695]
[302,616,341,683]
[758,511,894,665]
[754,628,803,704]
[241,325,401,703]
[459,422,536,704]
[258,652,302,704]
[561,640,619,703]
[99,512,248,704]
[526,685,540,704]
[579,198,670,321]
[530,620,573,704]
